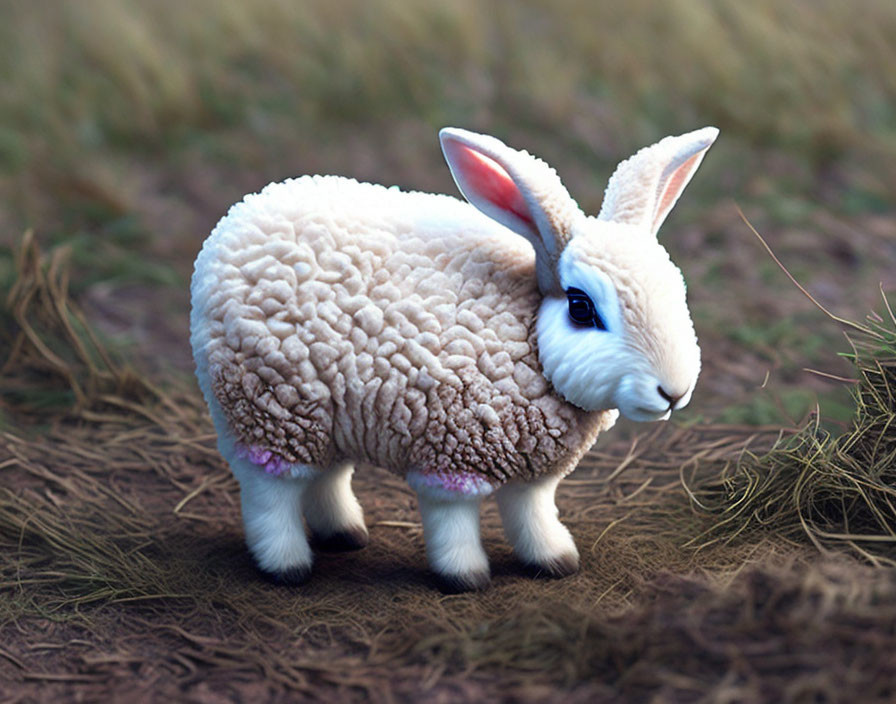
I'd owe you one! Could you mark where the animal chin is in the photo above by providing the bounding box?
[621,405,671,423]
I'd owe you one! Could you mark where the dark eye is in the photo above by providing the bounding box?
[566,287,607,330]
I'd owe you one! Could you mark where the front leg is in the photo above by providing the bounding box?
[495,474,579,577]
[409,473,491,591]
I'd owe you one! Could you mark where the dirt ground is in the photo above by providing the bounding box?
[2,235,896,703]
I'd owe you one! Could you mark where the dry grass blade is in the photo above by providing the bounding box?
[2,229,157,416]
[691,222,896,562]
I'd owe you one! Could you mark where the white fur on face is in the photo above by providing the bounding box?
[536,289,629,413]
[537,223,701,421]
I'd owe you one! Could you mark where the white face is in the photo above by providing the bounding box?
[536,235,701,422]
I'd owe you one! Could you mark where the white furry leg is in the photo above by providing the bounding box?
[302,462,368,552]
[415,490,490,591]
[201,392,314,583]
[235,465,312,584]
[495,474,579,578]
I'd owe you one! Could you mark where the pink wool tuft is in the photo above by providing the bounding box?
[416,470,494,497]
[235,443,290,476]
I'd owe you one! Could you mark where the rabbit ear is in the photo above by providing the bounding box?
[440,127,583,294]
[598,127,718,237]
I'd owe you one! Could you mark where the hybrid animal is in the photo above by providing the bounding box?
[190,126,718,590]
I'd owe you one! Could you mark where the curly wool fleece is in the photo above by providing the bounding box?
[190,176,617,489]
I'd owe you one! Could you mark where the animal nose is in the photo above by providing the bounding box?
[657,385,684,409]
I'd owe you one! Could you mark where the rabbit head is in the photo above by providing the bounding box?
[440,126,717,422]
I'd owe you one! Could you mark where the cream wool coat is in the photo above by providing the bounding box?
[191,176,617,491]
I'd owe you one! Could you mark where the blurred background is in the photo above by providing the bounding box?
[2,0,895,427]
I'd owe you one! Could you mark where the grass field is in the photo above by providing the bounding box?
[2,1,896,701]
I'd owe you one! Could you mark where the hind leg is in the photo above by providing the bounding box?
[302,462,368,552]
[196,353,331,582]
[230,457,315,584]
[202,390,315,583]
[495,474,579,578]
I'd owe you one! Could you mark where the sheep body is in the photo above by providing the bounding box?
[191,126,717,589]
[191,175,616,493]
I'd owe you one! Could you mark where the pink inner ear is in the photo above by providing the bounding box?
[654,152,701,230]
[452,143,534,227]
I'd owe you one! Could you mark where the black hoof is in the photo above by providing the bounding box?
[310,525,369,553]
[436,569,491,594]
[259,563,312,586]
[522,552,579,579]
